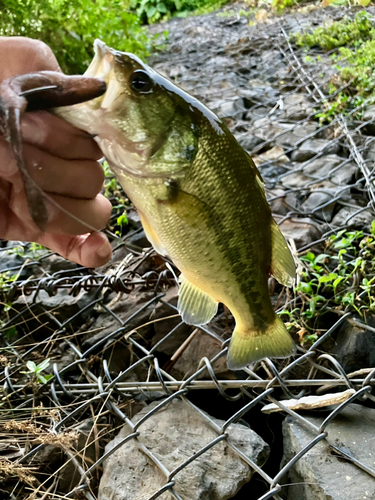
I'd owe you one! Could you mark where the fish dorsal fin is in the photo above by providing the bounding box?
[270,220,296,287]
[138,211,167,256]
[178,275,218,326]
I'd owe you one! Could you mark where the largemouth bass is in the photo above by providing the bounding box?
[55,40,296,369]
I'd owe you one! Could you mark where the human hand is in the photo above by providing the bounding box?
[0,36,113,268]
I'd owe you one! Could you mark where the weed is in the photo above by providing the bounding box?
[280,227,375,346]
[291,11,375,121]
[22,359,53,385]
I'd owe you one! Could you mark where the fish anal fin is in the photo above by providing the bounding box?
[138,211,167,256]
[227,315,295,370]
[270,220,296,287]
[178,275,218,326]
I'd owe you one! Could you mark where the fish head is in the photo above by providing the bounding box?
[56,40,212,179]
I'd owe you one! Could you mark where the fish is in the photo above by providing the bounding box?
[54,39,296,370]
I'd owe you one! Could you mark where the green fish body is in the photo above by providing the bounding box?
[55,40,296,369]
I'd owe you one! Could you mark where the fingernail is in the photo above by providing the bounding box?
[97,240,112,260]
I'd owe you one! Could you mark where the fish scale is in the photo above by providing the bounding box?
[54,39,296,370]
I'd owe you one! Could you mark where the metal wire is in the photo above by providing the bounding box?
[1,5,375,500]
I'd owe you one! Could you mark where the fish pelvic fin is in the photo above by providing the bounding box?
[270,219,296,287]
[227,315,295,370]
[178,275,218,325]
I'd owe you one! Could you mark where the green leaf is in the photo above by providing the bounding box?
[371,220,375,236]
[358,0,371,6]
[157,2,167,12]
[117,213,128,227]
[5,326,17,340]
[26,361,37,372]
[37,358,50,372]
[37,374,53,384]
[146,5,157,17]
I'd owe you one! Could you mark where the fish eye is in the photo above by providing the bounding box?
[130,70,153,94]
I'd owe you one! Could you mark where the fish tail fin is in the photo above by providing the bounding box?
[227,315,295,370]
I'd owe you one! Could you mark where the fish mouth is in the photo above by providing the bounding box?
[84,39,122,110]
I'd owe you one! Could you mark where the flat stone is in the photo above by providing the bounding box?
[281,404,375,500]
[275,122,318,149]
[254,145,289,165]
[301,155,357,186]
[281,93,315,121]
[331,206,375,230]
[277,218,321,249]
[251,118,294,141]
[291,139,340,162]
[99,398,270,500]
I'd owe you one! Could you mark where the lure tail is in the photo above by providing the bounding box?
[227,315,295,370]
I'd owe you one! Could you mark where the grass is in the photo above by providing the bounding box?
[292,11,375,121]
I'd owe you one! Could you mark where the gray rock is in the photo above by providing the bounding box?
[251,118,294,141]
[331,318,375,372]
[291,139,340,162]
[218,98,246,117]
[362,106,375,135]
[237,133,264,152]
[281,94,315,121]
[331,206,375,230]
[282,404,375,500]
[301,155,357,186]
[275,122,318,149]
[14,288,95,323]
[99,399,270,500]
[302,191,336,221]
[363,104,375,122]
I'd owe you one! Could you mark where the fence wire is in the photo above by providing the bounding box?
[1,5,375,500]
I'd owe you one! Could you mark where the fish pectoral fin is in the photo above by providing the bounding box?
[157,180,207,220]
[227,315,295,370]
[270,219,296,287]
[178,275,218,326]
[138,211,168,256]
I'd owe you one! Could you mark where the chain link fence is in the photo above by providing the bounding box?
[1,5,375,500]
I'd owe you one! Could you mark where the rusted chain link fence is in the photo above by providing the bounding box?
[1,5,375,500]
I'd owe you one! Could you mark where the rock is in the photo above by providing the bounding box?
[277,218,321,249]
[251,118,294,141]
[281,404,375,500]
[362,105,375,135]
[99,399,270,500]
[331,206,374,230]
[237,133,264,152]
[126,209,142,230]
[82,287,159,350]
[301,155,357,186]
[14,288,95,325]
[170,314,233,380]
[126,229,151,249]
[281,94,315,121]
[331,318,375,373]
[253,145,289,166]
[302,191,336,222]
[275,122,319,149]
[291,139,340,162]
[218,98,246,117]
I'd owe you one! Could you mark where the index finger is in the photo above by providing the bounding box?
[0,37,61,80]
